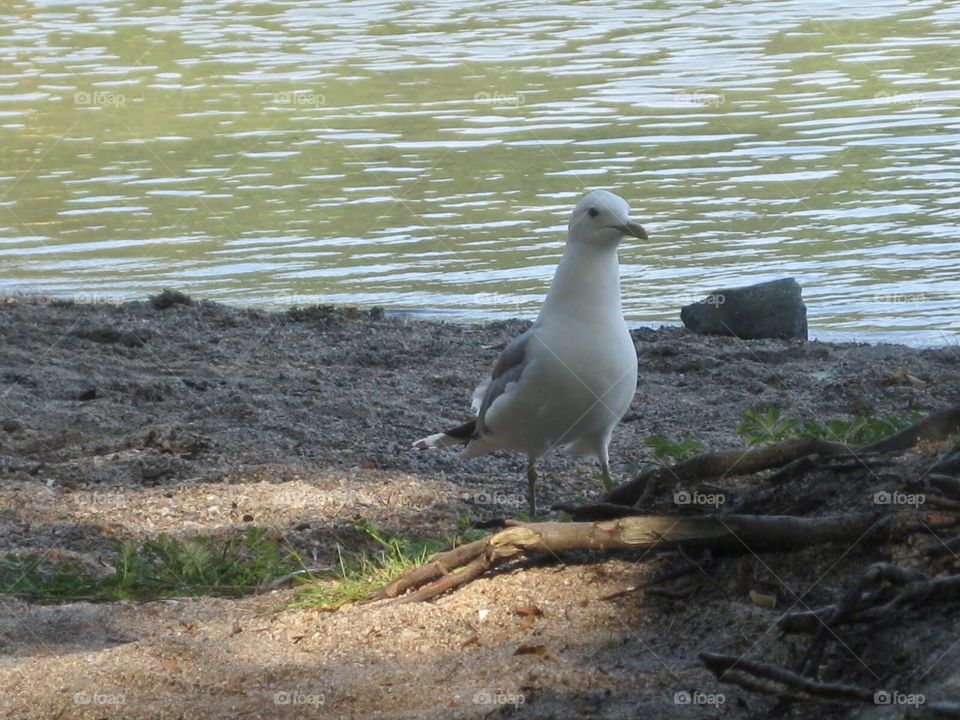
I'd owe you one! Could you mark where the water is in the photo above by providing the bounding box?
[1,0,959,345]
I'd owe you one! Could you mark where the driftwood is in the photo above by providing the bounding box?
[365,513,887,604]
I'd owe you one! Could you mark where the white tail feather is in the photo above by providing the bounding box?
[413,432,464,450]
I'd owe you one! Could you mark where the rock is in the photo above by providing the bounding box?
[1,418,23,433]
[680,278,808,340]
[74,327,148,347]
[150,289,193,310]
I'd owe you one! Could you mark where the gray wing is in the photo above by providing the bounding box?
[472,327,535,435]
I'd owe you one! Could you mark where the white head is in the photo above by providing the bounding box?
[567,190,647,248]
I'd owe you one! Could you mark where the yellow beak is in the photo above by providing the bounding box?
[618,221,648,240]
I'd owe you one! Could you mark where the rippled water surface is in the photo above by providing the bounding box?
[1,0,959,344]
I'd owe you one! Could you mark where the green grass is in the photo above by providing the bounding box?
[737,408,923,447]
[1,528,304,603]
[1,519,492,609]
[291,520,458,610]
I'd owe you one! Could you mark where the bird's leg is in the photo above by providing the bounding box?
[526,461,538,517]
[600,456,614,492]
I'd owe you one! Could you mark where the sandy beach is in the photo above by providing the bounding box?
[1,296,958,719]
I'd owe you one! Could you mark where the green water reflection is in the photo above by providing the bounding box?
[0,1,958,344]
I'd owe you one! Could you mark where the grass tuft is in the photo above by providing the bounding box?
[291,520,449,610]
[1,528,303,603]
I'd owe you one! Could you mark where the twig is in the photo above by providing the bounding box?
[599,562,699,601]
[700,652,874,703]
[604,438,852,507]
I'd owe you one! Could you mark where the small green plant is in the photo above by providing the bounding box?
[807,413,922,445]
[599,471,617,491]
[109,528,303,600]
[738,408,801,446]
[0,529,303,603]
[644,435,704,463]
[738,409,923,447]
[0,554,101,601]
[455,515,492,543]
[293,521,446,610]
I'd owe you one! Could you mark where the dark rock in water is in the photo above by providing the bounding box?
[680,278,808,340]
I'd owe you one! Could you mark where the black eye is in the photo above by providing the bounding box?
[588,207,599,218]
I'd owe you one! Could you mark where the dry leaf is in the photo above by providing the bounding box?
[514,603,543,618]
[749,589,777,609]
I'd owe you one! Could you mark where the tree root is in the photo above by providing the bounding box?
[569,404,960,519]
[861,405,960,454]
[780,564,960,635]
[700,652,875,703]
[703,562,960,710]
[602,438,852,508]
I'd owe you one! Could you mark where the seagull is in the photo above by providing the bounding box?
[414,190,645,516]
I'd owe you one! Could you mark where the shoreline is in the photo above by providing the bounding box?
[1,289,952,348]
